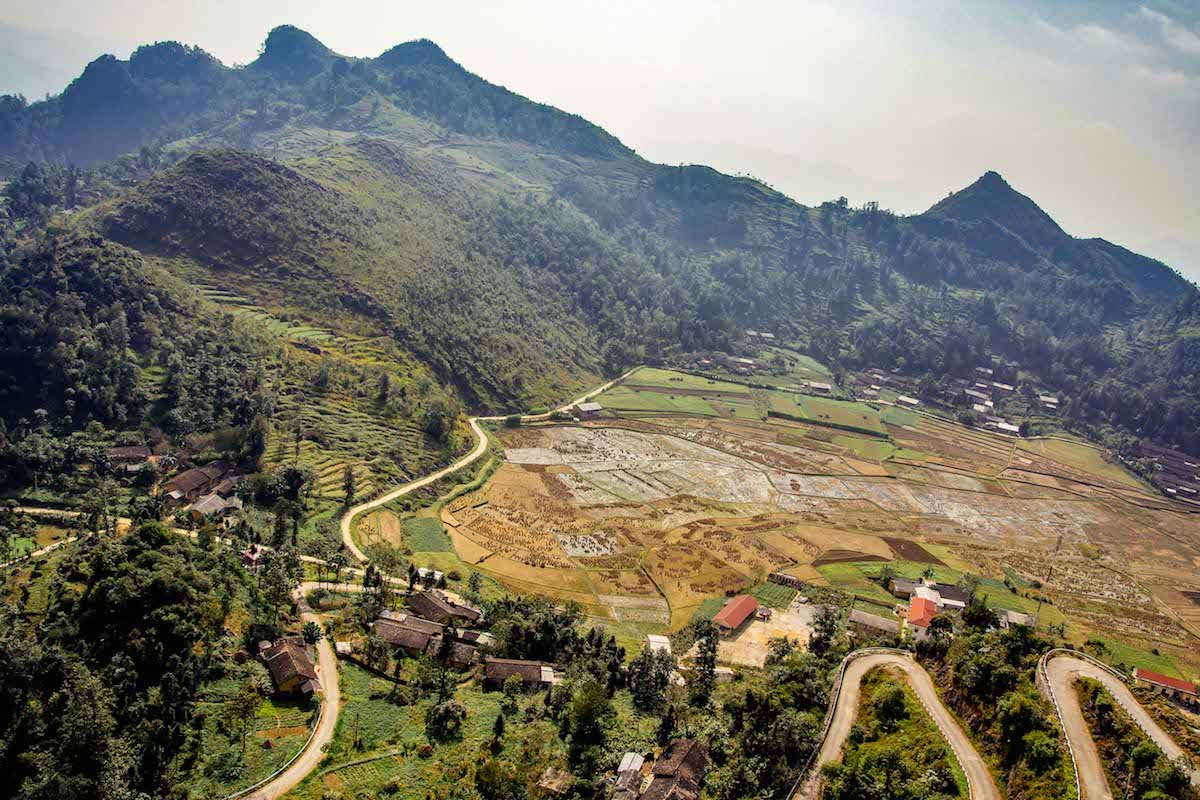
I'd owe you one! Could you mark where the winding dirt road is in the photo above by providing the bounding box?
[797,651,1000,800]
[1042,652,1200,799]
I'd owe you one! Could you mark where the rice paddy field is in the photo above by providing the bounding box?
[431,394,1200,681]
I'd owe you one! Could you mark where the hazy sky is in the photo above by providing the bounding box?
[3,0,1198,281]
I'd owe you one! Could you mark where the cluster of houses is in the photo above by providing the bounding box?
[609,740,709,800]
[846,576,1033,643]
[369,590,493,672]
[104,444,247,523]
[672,352,771,377]
[1136,442,1200,506]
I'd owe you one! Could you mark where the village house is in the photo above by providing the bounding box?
[374,617,438,657]
[808,380,833,394]
[975,366,994,377]
[574,401,603,420]
[905,597,938,641]
[1133,668,1199,708]
[712,594,759,636]
[162,460,231,508]
[188,492,242,520]
[896,395,920,408]
[1039,395,1060,411]
[483,657,559,691]
[407,590,482,627]
[426,637,480,670]
[640,740,709,800]
[260,637,320,696]
[996,609,1033,629]
[612,752,650,800]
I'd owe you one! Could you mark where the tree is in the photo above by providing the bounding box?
[342,464,356,507]
[363,635,391,673]
[808,605,841,656]
[563,677,614,772]
[476,757,527,800]
[690,619,718,706]
[627,647,674,713]
[872,684,908,732]
[219,679,263,756]
[302,620,324,645]
[960,596,998,631]
[426,699,468,740]
[468,570,483,598]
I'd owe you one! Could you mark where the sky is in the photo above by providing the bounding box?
[2,0,1198,282]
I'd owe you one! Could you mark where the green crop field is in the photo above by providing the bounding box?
[622,366,750,393]
[752,582,798,609]
[402,517,453,552]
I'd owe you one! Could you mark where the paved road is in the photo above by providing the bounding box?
[338,370,632,561]
[1044,654,1200,799]
[798,652,1000,800]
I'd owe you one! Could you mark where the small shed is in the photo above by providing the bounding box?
[574,402,603,420]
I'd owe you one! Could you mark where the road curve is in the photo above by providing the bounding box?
[1042,653,1200,799]
[797,652,1000,800]
[338,370,633,562]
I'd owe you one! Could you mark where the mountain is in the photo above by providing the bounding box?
[2,24,1199,460]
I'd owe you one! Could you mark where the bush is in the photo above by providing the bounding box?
[504,414,522,428]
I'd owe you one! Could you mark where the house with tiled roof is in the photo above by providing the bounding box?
[407,590,482,627]
[1134,668,1198,708]
[260,637,319,696]
[640,740,708,800]
[483,658,558,691]
[906,597,938,641]
[712,595,758,635]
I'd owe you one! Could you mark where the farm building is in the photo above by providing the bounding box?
[574,402,603,420]
[260,638,320,696]
[426,638,479,670]
[768,572,805,589]
[1039,395,1060,410]
[889,578,919,598]
[640,739,709,800]
[407,590,482,626]
[995,421,1021,435]
[808,381,833,394]
[712,595,759,635]
[1133,669,1198,707]
[992,382,1015,392]
[975,366,994,377]
[848,609,901,638]
[483,658,559,691]
[896,395,920,407]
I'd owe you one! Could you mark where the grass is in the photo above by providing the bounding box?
[621,366,750,393]
[881,406,921,427]
[752,582,798,609]
[1017,438,1143,489]
[1092,638,1184,678]
[815,563,897,605]
[402,517,453,552]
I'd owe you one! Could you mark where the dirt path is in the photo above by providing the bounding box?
[1043,653,1200,799]
[797,651,1000,800]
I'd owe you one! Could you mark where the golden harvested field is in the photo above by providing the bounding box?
[442,414,1200,676]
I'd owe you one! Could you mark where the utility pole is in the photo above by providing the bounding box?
[1035,534,1063,629]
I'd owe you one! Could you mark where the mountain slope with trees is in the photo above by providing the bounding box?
[1,24,1198,459]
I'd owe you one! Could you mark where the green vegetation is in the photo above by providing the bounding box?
[822,667,967,799]
[752,581,799,609]
[1075,678,1198,800]
[402,516,453,552]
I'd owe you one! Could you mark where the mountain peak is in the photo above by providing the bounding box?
[924,170,1066,251]
[251,25,334,80]
[375,38,457,70]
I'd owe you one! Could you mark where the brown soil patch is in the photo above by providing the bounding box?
[257,725,308,739]
[880,536,945,565]
[812,549,888,567]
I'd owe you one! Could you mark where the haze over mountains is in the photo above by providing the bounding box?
[2,25,1199,456]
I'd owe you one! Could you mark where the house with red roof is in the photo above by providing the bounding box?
[713,595,759,635]
[1134,668,1198,708]
[905,597,938,641]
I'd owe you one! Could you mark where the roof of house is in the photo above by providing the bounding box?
[618,752,645,775]
[713,595,759,630]
[890,578,918,595]
[576,402,603,412]
[408,591,482,624]
[646,634,672,653]
[426,637,479,669]
[190,493,231,515]
[1135,668,1198,695]
[373,620,436,651]
[996,422,1021,433]
[165,460,229,494]
[641,739,708,800]
[932,583,969,605]
[379,611,445,635]
[262,640,318,687]
[485,657,551,683]
[907,597,938,628]
[849,609,901,634]
[896,395,920,406]
[808,381,833,391]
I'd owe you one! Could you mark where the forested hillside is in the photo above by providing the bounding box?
[2,24,1199,459]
